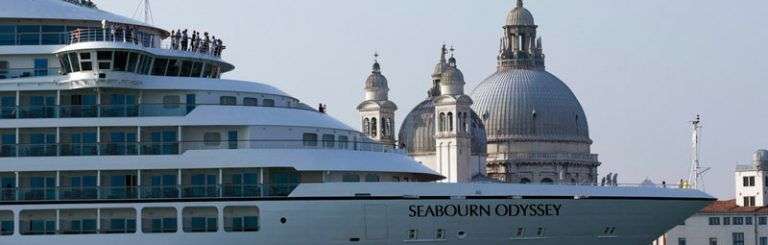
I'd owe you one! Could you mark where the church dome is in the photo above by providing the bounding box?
[506,0,535,26]
[398,100,487,155]
[470,69,591,143]
[365,62,388,90]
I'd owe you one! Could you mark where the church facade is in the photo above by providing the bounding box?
[358,0,600,184]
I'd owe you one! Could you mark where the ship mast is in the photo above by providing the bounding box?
[133,0,154,24]
[687,114,710,190]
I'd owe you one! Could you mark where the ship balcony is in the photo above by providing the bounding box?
[0,68,60,80]
[0,167,302,203]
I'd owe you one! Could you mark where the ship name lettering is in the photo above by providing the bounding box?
[409,204,562,218]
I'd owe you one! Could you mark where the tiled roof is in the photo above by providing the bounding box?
[700,199,768,214]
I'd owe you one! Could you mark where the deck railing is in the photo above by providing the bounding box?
[0,103,313,120]
[0,140,396,158]
[68,29,224,58]
[0,184,297,202]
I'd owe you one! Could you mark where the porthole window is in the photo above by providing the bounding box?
[457,230,467,239]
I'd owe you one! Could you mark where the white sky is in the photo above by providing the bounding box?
[98,0,768,199]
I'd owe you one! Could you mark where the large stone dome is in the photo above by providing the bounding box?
[398,100,487,155]
[470,68,591,144]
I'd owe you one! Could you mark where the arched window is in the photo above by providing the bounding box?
[370,118,378,137]
[462,113,468,132]
[520,178,531,184]
[447,112,454,132]
[541,178,554,185]
[362,118,370,135]
[438,113,446,132]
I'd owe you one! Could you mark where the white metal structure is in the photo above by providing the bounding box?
[688,115,710,190]
[0,0,715,244]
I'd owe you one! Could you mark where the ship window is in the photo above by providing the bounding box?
[151,58,169,76]
[202,63,213,78]
[243,97,258,106]
[220,96,236,105]
[211,65,221,78]
[541,178,554,184]
[59,209,98,234]
[97,51,112,70]
[536,227,545,237]
[302,133,318,147]
[0,25,14,45]
[17,25,41,45]
[191,62,203,77]
[408,229,418,240]
[322,134,335,148]
[113,51,128,71]
[342,174,360,182]
[180,60,193,77]
[262,99,275,107]
[67,53,80,72]
[436,229,445,239]
[182,207,218,233]
[516,227,525,237]
[364,174,380,182]
[142,207,177,233]
[60,55,72,74]
[0,61,7,79]
[20,209,56,235]
[126,52,139,72]
[203,132,222,146]
[100,208,136,234]
[0,210,12,236]
[338,136,349,149]
[224,206,259,232]
[166,59,180,77]
[163,95,181,109]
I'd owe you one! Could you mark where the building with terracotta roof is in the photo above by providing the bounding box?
[653,150,768,245]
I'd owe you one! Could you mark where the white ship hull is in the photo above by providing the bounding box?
[0,183,713,245]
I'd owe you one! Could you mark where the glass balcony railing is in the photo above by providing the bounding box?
[0,184,297,202]
[0,68,60,80]
[0,103,311,120]
[0,140,394,158]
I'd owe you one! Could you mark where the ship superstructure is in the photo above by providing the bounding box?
[0,1,714,244]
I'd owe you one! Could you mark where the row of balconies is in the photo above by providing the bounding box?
[0,168,299,203]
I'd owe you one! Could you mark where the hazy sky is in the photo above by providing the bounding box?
[98,0,767,198]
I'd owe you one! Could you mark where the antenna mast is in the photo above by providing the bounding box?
[688,114,710,190]
[133,0,154,24]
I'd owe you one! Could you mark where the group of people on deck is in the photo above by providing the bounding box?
[170,29,225,57]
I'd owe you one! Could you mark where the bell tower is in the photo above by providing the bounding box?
[357,54,397,145]
[432,46,479,182]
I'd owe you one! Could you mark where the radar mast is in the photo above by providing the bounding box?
[688,114,710,190]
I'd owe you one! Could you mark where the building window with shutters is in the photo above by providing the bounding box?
[733,232,745,245]
[709,217,721,225]
[759,237,767,245]
[678,237,686,245]
[709,238,717,245]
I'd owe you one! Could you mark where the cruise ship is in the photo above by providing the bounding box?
[0,0,713,244]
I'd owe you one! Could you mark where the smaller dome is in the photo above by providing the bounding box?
[506,0,535,26]
[754,149,768,166]
[441,66,464,85]
[365,69,388,90]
